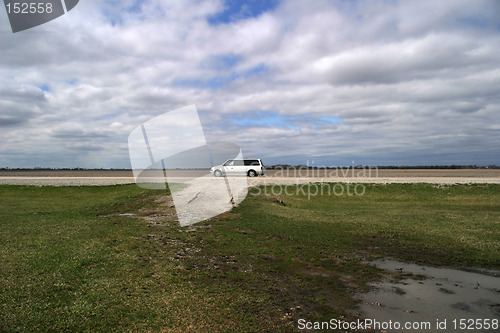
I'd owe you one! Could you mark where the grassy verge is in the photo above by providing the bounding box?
[0,183,499,332]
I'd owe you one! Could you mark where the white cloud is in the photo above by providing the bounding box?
[0,0,499,168]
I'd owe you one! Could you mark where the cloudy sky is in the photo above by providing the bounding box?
[1,0,499,168]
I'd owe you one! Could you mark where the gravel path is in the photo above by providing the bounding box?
[1,176,499,186]
[0,177,136,186]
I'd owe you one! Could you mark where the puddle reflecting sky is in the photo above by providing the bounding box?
[359,259,500,332]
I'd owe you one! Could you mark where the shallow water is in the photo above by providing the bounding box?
[359,259,500,332]
[99,212,139,217]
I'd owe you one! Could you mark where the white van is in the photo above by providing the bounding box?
[210,159,265,177]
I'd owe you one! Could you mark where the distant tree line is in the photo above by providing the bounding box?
[0,167,131,171]
[1,165,499,170]
[265,164,500,170]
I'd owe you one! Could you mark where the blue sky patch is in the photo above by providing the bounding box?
[101,0,143,26]
[208,0,279,25]
[173,77,228,89]
[231,111,300,129]
[457,15,491,30]
[39,85,50,92]
[206,53,243,70]
[206,77,226,89]
[173,63,267,89]
[243,64,267,77]
[230,111,342,130]
[126,0,143,14]
[318,116,342,124]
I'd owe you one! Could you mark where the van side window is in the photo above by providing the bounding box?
[244,159,260,166]
[224,160,234,166]
[234,160,245,166]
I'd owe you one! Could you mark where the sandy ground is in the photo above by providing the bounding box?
[0,169,499,186]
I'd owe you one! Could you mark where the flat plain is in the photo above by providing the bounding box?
[1,181,499,331]
[1,169,500,186]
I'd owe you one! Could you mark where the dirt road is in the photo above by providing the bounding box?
[0,169,499,186]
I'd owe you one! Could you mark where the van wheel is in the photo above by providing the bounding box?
[214,170,222,177]
[248,170,257,177]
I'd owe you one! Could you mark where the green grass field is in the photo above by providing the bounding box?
[1,183,499,332]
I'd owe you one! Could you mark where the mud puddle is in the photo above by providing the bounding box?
[99,212,141,217]
[359,259,500,332]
